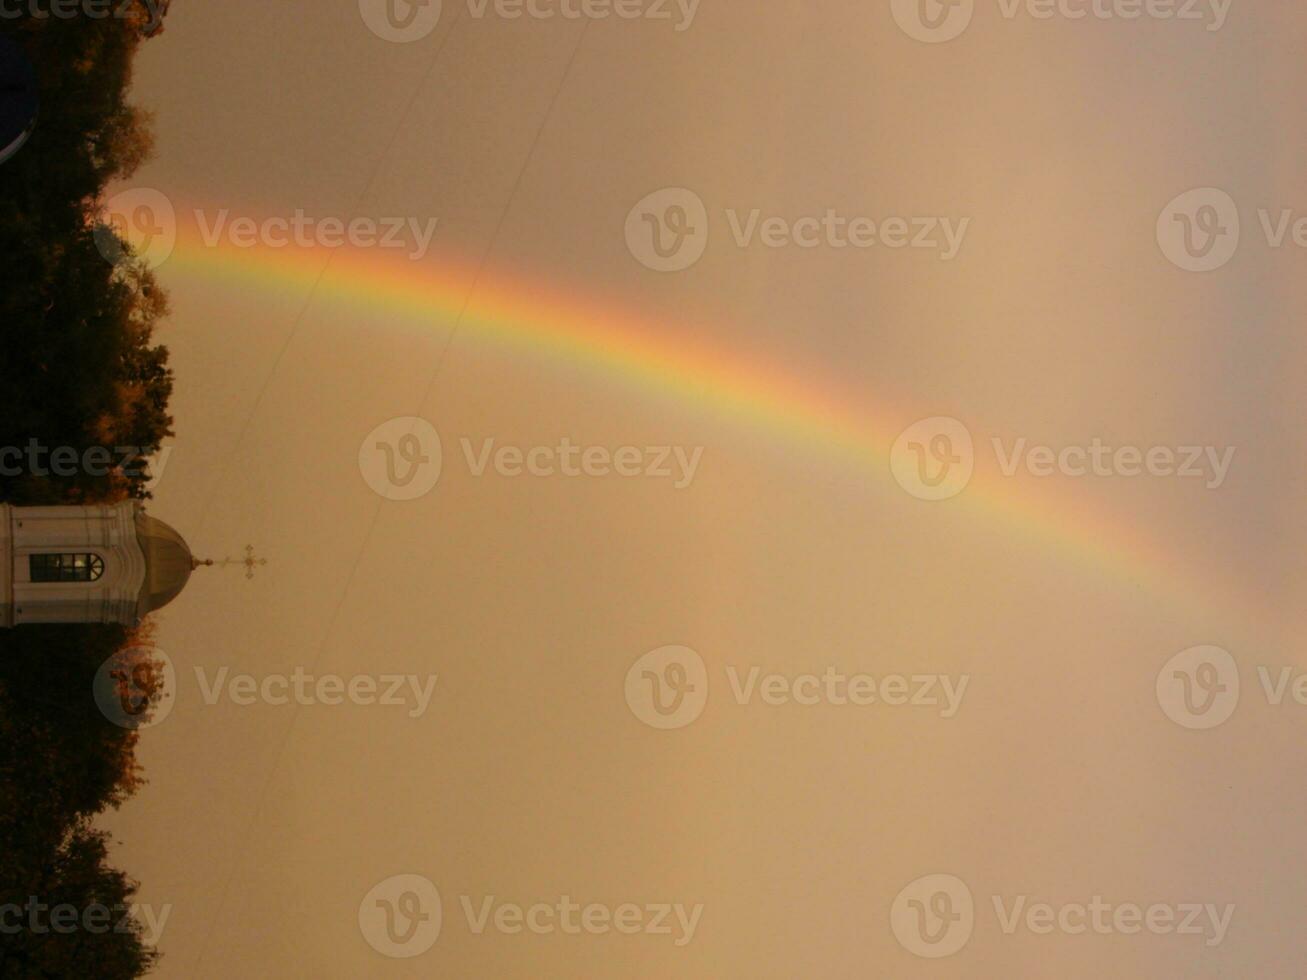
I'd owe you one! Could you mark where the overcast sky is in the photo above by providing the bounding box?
[97,2,1307,976]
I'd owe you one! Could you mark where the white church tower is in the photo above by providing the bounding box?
[0,500,198,627]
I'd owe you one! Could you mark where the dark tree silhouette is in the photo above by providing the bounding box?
[1,5,176,977]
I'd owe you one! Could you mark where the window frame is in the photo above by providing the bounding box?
[29,553,106,584]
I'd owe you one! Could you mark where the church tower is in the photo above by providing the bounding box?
[0,500,197,627]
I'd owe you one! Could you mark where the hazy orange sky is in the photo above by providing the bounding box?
[97,2,1307,976]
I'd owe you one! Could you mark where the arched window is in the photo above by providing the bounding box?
[30,553,105,583]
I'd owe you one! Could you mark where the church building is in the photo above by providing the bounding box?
[0,500,197,627]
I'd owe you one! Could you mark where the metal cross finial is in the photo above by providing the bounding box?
[212,546,268,580]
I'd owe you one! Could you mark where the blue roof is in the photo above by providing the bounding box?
[0,34,38,167]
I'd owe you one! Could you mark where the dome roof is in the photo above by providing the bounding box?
[134,511,195,617]
[0,35,38,167]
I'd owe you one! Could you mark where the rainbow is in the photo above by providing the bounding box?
[160,215,1267,633]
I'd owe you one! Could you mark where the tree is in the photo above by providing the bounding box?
[1,6,176,976]
[0,824,160,979]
